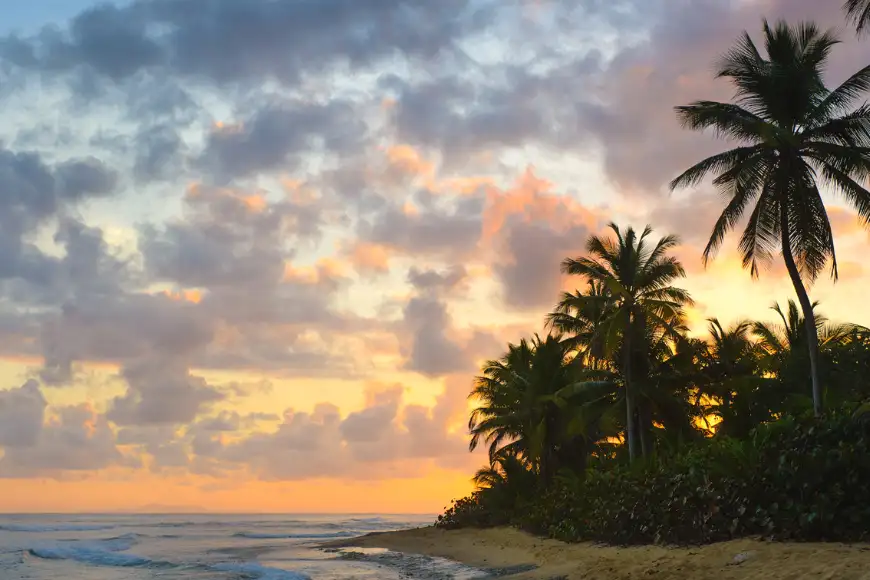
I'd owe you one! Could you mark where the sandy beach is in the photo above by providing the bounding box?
[325,526,870,579]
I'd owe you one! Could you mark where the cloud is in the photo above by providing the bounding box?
[108,358,225,426]
[348,242,392,275]
[362,192,484,260]
[402,295,470,377]
[208,382,473,480]
[484,167,600,310]
[0,382,128,478]
[407,266,467,295]
[197,101,366,183]
[39,292,214,384]
[132,124,186,183]
[0,148,116,221]
[0,0,485,87]
[0,380,46,448]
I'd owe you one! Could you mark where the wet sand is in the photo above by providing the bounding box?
[324,526,870,579]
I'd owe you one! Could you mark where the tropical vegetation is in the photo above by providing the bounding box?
[437,14,870,546]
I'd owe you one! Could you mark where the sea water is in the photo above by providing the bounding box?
[0,514,485,579]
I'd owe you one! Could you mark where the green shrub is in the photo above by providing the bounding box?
[436,492,511,529]
[439,411,870,545]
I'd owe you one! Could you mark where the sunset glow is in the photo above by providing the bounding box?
[0,0,868,514]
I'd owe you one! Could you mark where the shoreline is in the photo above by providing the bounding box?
[323,526,870,579]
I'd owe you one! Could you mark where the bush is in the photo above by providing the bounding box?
[436,492,511,529]
[438,411,870,545]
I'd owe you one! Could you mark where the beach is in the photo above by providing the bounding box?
[325,526,870,579]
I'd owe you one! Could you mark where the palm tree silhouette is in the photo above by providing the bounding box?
[560,223,692,460]
[845,0,870,33]
[670,20,870,417]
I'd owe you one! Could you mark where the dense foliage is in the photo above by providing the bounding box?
[440,411,870,544]
[438,13,870,548]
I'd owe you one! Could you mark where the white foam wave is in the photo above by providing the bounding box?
[26,533,153,568]
[29,545,152,567]
[212,562,310,579]
[234,531,358,540]
[1,523,116,533]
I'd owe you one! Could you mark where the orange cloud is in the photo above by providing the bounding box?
[386,144,435,178]
[241,193,267,212]
[349,242,392,274]
[282,259,347,285]
[184,183,275,216]
[483,165,600,241]
[437,176,496,195]
[161,289,205,304]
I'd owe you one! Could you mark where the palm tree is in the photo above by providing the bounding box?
[752,300,858,363]
[560,223,693,461]
[753,300,866,409]
[468,334,587,483]
[845,0,870,34]
[695,318,768,437]
[472,451,537,494]
[670,20,870,417]
[548,280,613,369]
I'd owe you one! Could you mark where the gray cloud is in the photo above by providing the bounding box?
[496,219,590,310]
[0,380,46,448]
[363,195,483,259]
[402,296,471,377]
[1,0,483,86]
[108,358,225,426]
[39,293,214,384]
[408,266,467,295]
[197,100,367,183]
[0,147,117,228]
[140,184,319,289]
[0,148,120,300]
[398,266,488,377]
[133,124,186,183]
[0,403,127,478]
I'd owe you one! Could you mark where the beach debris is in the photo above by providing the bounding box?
[728,551,755,566]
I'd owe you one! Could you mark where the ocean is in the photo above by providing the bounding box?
[0,514,486,579]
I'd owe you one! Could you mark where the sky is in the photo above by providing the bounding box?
[0,0,868,514]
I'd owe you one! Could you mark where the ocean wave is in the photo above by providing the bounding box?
[212,562,310,579]
[0,523,116,533]
[28,545,154,567]
[234,531,359,540]
[26,533,158,568]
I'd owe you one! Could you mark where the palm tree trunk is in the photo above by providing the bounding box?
[780,205,823,417]
[624,315,637,461]
[639,401,652,458]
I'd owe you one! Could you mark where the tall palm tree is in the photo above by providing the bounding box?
[670,20,870,417]
[845,0,870,34]
[560,223,693,461]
